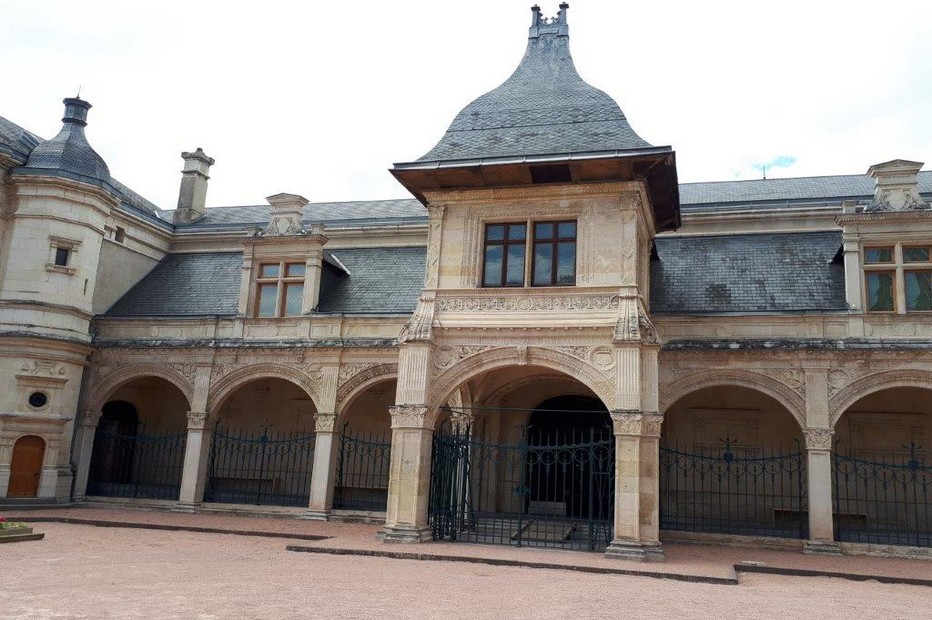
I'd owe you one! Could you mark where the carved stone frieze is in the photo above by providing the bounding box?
[314,412,337,433]
[437,294,619,313]
[186,411,208,430]
[389,405,431,429]
[19,360,67,377]
[803,428,834,451]
[610,411,663,437]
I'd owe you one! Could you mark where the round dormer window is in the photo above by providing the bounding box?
[28,391,49,409]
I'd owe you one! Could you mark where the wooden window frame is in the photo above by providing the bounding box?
[254,260,306,317]
[863,243,932,314]
[531,220,577,287]
[482,223,527,288]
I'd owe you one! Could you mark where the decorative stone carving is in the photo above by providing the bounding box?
[186,411,208,430]
[423,204,445,289]
[389,405,430,429]
[431,345,496,377]
[864,160,929,212]
[826,368,850,399]
[314,412,337,433]
[613,296,658,344]
[437,295,619,313]
[19,361,66,377]
[398,292,436,344]
[336,363,397,405]
[610,411,663,437]
[803,428,834,451]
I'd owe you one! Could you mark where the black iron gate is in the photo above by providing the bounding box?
[204,425,315,507]
[659,441,808,538]
[429,424,615,551]
[86,428,186,500]
[833,444,931,547]
[333,424,392,511]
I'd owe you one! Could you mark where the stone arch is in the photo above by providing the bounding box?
[207,363,320,414]
[659,369,806,429]
[429,346,614,416]
[90,363,194,421]
[336,364,398,417]
[829,369,932,428]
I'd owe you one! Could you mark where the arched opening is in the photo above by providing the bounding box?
[833,387,931,547]
[205,377,317,507]
[8,435,45,498]
[661,385,807,539]
[430,365,614,551]
[333,379,394,512]
[87,377,189,500]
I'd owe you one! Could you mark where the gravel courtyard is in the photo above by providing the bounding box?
[1,522,930,619]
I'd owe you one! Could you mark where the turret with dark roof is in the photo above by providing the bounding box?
[23,98,110,183]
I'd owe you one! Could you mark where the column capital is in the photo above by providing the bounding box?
[803,428,834,451]
[450,411,474,434]
[389,405,431,430]
[314,412,337,433]
[186,411,209,431]
[610,410,663,437]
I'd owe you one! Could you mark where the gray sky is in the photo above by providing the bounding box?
[3,0,931,210]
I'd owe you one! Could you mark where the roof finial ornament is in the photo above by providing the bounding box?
[529,3,569,38]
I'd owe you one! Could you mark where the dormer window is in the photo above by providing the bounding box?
[863,244,932,313]
[256,261,305,317]
[482,220,576,288]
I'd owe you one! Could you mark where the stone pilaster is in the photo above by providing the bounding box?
[71,415,98,502]
[803,427,842,555]
[605,410,665,562]
[380,405,434,543]
[304,412,338,520]
[173,411,211,512]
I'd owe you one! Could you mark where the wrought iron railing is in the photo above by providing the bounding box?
[333,424,391,512]
[833,444,931,548]
[659,442,808,539]
[204,426,315,507]
[87,428,186,501]
[429,424,615,552]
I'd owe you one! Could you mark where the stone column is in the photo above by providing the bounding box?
[71,416,99,502]
[605,410,665,562]
[803,428,841,554]
[304,412,338,520]
[173,411,211,512]
[381,405,434,543]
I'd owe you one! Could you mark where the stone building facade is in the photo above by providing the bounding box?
[1,5,929,560]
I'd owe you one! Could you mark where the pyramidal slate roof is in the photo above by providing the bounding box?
[413,4,656,164]
[23,98,110,183]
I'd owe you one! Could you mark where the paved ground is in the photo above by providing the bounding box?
[1,508,930,619]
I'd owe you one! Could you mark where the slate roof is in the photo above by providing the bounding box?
[0,116,41,162]
[680,171,932,209]
[105,247,426,317]
[24,99,110,183]
[411,13,656,164]
[651,231,846,314]
[105,253,243,316]
[317,247,426,314]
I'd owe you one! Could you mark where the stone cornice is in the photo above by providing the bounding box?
[423,181,641,205]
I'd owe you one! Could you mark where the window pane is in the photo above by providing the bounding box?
[506,244,525,286]
[535,222,554,240]
[904,247,930,262]
[508,223,527,241]
[54,248,69,266]
[284,284,304,316]
[257,284,278,317]
[286,263,306,277]
[866,272,895,311]
[533,243,553,286]
[486,224,505,241]
[906,271,932,311]
[864,248,893,264]
[556,242,576,284]
[557,221,576,239]
[483,245,503,286]
[260,264,280,278]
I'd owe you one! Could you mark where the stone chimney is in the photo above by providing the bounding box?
[865,159,928,212]
[174,147,215,224]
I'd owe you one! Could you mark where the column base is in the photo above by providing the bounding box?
[803,540,843,556]
[604,540,665,562]
[170,502,199,514]
[300,510,330,521]
[378,525,433,544]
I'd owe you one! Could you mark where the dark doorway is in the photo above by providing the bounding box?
[94,401,139,485]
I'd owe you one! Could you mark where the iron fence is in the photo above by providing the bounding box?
[204,425,315,507]
[833,444,931,547]
[429,423,615,552]
[333,425,392,511]
[659,441,808,539]
[86,428,186,500]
